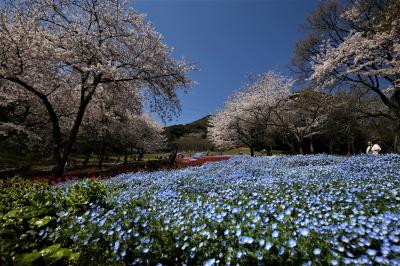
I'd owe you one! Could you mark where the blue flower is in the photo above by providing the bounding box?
[299,228,310,237]
[113,240,120,251]
[313,248,321,255]
[203,258,216,266]
[366,249,377,256]
[288,238,296,248]
[239,236,254,244]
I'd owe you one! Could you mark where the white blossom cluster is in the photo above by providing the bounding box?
[208,71,292,149]
[310,1,400,95]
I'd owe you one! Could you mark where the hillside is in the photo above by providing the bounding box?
[166,115,210,141]
[165,115,214,151]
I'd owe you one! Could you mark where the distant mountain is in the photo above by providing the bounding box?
[165,116,214,151]
[166,115,210,141]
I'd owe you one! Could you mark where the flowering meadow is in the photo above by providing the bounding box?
[1,154,399,265]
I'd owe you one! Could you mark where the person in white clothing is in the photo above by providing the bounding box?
[366,139,381,155]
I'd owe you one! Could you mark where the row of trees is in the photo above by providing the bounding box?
[79,88,165,169]
[0,0,193,176]
[209,0,399,155]
[209,71,397,155]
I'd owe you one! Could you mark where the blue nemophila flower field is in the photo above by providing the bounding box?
[1,154,400,265]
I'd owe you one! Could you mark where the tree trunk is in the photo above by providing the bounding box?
[124,149,128,165]
[52,157,67,177]
[394,121,400,153]
[298,136,304,155]
[138,149,144,161]
[82,152,90,167]
[51,129,64,177]
[393,133,399,153]
[309,139,315,154]
[48,106,64,177]
[168,144,178,166]
[59,100,92,176]
[329,140,334,154]
[98,156,103,170]
[351,141,355,155]
[347,142,351,155]
[289,142,295,154]
[394,133,399,153]
[98,139,106,170]
[250,147,254,156]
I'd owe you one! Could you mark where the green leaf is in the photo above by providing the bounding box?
[29,216,53,228]
[4,207,25,219]
[0,229,15,238]
[47,248,79,262]
[18,251,42,264]
[39,244,60,257]
[4,206,44,220]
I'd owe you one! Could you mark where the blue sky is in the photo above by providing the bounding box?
[133,0,320,126]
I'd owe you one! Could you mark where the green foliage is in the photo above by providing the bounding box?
[60,180,109,211]
[0,178,107,265]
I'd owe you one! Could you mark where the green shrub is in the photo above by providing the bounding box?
[0,178,109,265]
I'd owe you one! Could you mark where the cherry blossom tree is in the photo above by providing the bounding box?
[79,83,139,168]
[0,84,33,142]
[322,92,362,154]
[0,0,192,176]
[118,113,166,162]
[293,0,400,125]
[208,71,292,156]
[80,83,166,168]
[81,109,165,168]
[0,81,52,152]
[275,90,331,154]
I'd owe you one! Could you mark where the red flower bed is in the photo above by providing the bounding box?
[24,156,230,185]
[176,156,230,168]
